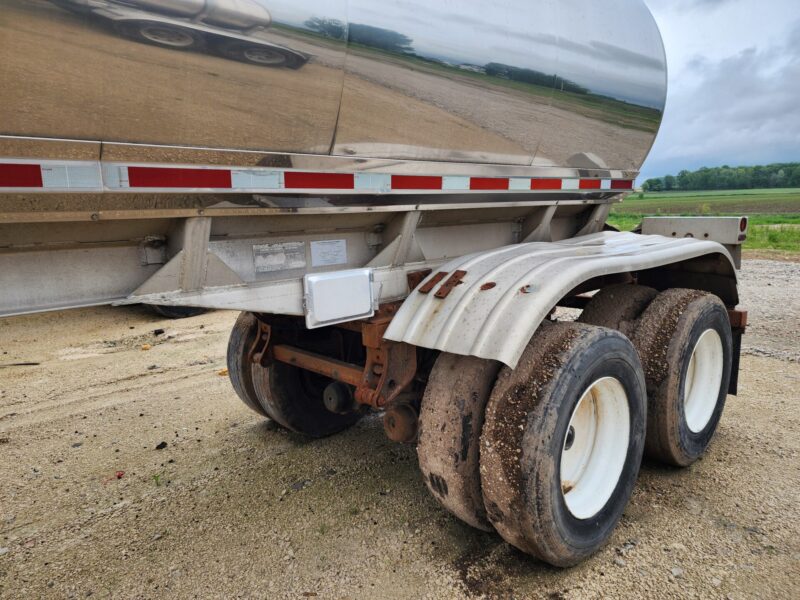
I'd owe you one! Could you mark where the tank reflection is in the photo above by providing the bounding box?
[0,0,348,153]
[0,0,666,174]
[335,0,666,169]
[49,0,311,69]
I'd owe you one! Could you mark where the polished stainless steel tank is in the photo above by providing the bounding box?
[128,0,206,18]
[201,0,272,29]
[0,0,666,179]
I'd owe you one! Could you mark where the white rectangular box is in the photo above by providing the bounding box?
[303,269,375,328]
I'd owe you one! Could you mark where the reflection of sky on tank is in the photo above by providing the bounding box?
[264,0,666,109]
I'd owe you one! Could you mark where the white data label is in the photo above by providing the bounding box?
[253,242,306,273]
[310,239,347,267]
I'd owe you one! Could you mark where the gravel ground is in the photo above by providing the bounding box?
[0,258,798,599]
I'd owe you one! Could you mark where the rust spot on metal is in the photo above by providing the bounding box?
[435,270,467,299]
[407,268,433,291]
[480,282,497,291]
[418,271,448,294]
[561,481,575,494]
[520,285,533,294]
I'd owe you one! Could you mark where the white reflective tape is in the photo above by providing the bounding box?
[231,169,281,189]
[40,165,68,188]
[442,176,470,190]
[103,165,130,189]
[355,173,392,193]
[508,178,531,191]
[601,179,612,190]
[39,163,102,190]
[562,179,580,189]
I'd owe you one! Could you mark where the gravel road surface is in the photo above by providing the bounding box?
[0,259,798,599]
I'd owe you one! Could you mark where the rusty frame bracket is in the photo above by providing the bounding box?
[262,304,417,409]
[248,318,273,367]
[728,308,748,332]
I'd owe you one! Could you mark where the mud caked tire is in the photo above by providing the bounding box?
[417,354,501,531]
[480,322,647,567]
[632,289,733,467]
[578,284,658,337]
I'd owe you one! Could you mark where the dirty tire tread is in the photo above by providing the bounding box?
[578,284,658,337]
[226,312,272,419]
[417,354,501,531]
[632,289,733,466]
[480,322,647,567]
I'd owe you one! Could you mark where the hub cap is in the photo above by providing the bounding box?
[560,377,630,520]
[683,329,724,433]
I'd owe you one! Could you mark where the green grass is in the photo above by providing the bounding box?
[617,188,800,215]
[609,189,800,252]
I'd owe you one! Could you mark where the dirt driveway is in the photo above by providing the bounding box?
[0,259,798,599]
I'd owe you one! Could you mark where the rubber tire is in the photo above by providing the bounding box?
[226,312,271,419]
[417,354,501,531]
[149,305,208,319]
[480,322,647,567]
[578,284,658,338]
[115,21,206,51]
[632,289,733,467]
[250,334,363,438]
[217,41,304,68]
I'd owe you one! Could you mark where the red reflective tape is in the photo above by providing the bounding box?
[611,179,634,190]
[127,167,232,188]
[470,177,509,191]
[531,178,562,190]
[0,163,43,188]
[285,172,354,189]
[579,179,602,190]
[391,175,443,190]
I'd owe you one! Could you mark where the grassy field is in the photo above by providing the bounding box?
[609,188,800,252]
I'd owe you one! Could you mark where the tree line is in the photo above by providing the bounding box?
[642,163,800,192]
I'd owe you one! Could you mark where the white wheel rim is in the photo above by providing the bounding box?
[140,26,195,48]
[683,329,724,433]
[560,377,630,520]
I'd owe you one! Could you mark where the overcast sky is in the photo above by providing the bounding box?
[639,0,800,180]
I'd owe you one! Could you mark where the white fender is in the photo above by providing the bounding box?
[384,232,737,368]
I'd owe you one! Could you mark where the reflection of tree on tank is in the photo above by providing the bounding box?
[50,0,310,69]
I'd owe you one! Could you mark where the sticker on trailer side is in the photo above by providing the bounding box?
[310,240,347,267]
[253,242,306,273]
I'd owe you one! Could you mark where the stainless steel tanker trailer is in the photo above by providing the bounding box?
[0,0,749,566]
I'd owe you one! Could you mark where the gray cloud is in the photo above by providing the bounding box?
[640,2,800,179]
